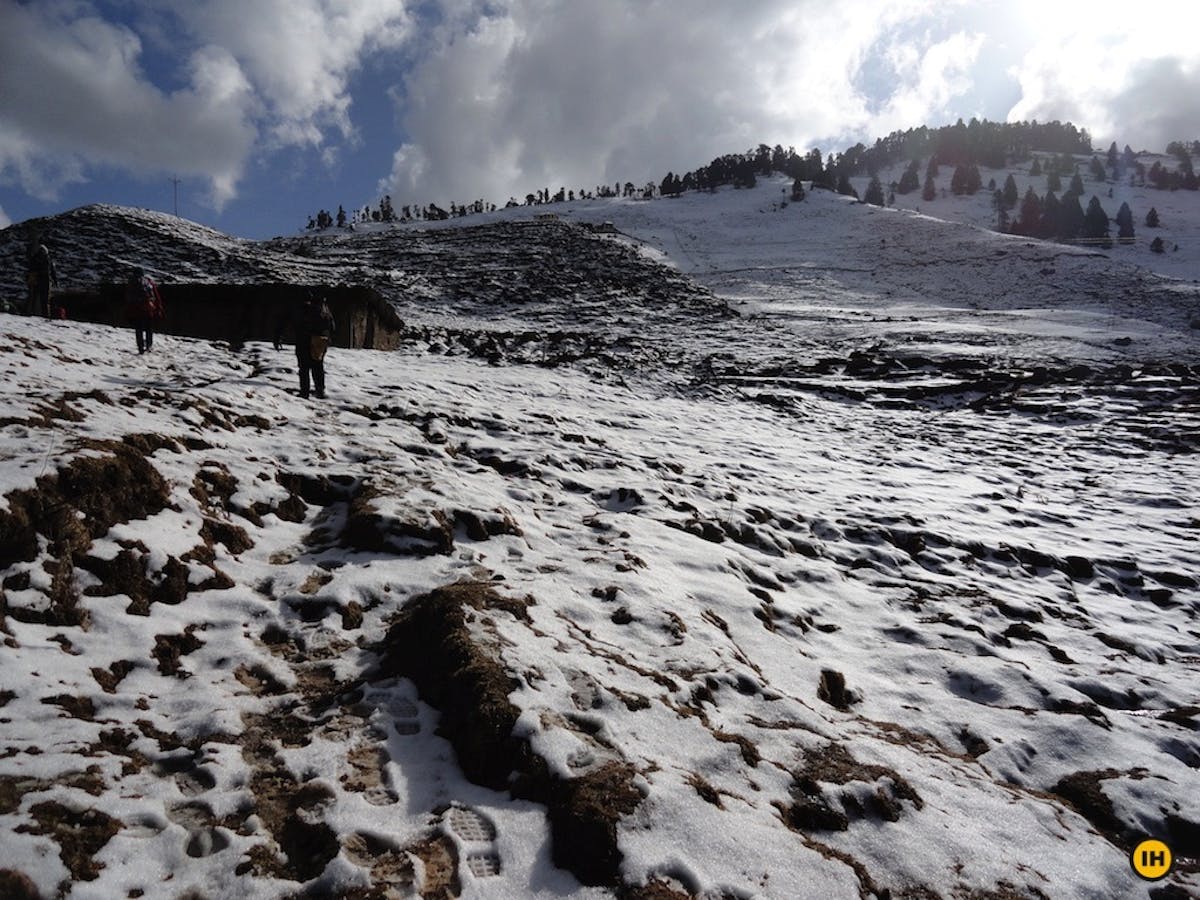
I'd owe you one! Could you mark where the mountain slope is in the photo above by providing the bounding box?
[0,181,1197,899]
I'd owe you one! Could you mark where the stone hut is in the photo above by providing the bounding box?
[55,282,406,351]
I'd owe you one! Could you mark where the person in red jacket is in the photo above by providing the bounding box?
[125,268,165,353]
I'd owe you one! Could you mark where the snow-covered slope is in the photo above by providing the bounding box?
[0,178,1197,900]
[865,151,1200,284]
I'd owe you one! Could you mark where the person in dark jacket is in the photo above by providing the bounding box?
[125,268,165,353]
[275,296,335,398]
[25,237,58,317]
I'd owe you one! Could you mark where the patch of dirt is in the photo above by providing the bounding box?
[538,760,644,887]
[90,659,134,694]
[782,742,923,833]
[78,547,153,612]
[233,663,287,696]
[340,483,455,557]
[238,711,339,883]
[407,834,460,898]
[152,625,205,677]
[341,740,396,804]
[686,772,725,808]
[817,668,856,710]
[452,507,524,541]
[0,443,171,625]
[0,776,39,815]
[620,878,694,900]
[40,694,96,721]
[342,831,424,896]
[17,801,121,881]
[1049,768,1150,851]
[276,471,358,507]
[89,728,147,776]
[48,442,171,543]
[120,432,183,457]
[191,464,263,527]
[199,517,253,556]
[376,580,529,786]
[0,869,42,900]
[377,579,645,889]
[711,728,761,767]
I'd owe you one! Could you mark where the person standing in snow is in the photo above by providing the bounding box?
[24,236,58,317]
[275,295,335,399]
[125,268,165,353]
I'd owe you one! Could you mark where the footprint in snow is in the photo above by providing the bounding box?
[185,826,231,858]
[166,800,231,858]
[154,754,217,797]
[445,804,501,878]
[388,695,421,735]
[343,741,399,806]
[567,747,597,771]
[120,811,168,839]
[173,764,217,797]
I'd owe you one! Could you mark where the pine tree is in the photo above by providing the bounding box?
[1047,170,1062,192]
[951,165,969,195]
[1116,202,1135,243]
[1145,207,1160,227]
[968,166,982,194]
[1030,157,1042,176]
[1150,236,1165,253]
[1058,191,1085,241]
[1039,191,1060,239]
[1083,196,1111,246]
[897,159,920,194]
[1002,174,1019,208]
[922,174,937,201]
[1017,187,1041,235]
[864,175,885,206]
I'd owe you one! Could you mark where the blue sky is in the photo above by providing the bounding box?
[1,0,1196,239]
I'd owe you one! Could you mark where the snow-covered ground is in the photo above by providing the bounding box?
[0,173,1197,899]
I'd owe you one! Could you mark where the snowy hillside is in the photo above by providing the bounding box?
[868,151,1200,284]
[0,178,1198,900]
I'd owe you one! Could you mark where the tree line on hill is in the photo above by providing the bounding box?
[302,118,1197,249]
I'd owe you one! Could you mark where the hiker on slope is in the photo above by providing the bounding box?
[125,269,165,353]
[25,236,58,317]
[275,295,335,399]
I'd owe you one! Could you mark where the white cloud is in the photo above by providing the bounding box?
[1006,4,1200,151]
[0,2,255,207]
[870,30,984,135]
[169,0,412,149]
[382,0,965,206]
[0,203,10,229]
[0,0,410,209]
